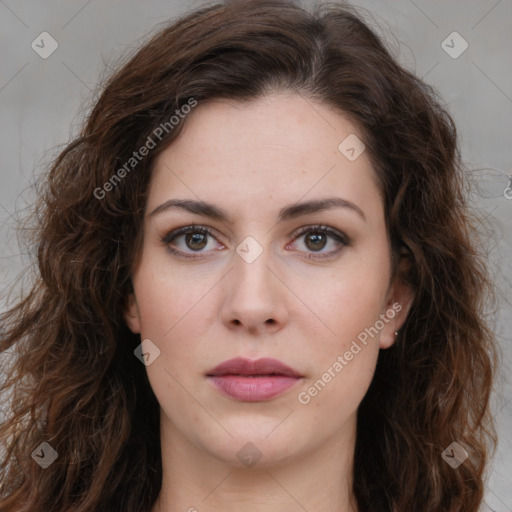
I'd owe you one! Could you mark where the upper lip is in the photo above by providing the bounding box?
[206,357,303,378]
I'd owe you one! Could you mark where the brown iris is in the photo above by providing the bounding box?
[186,232,208,250]
[305,232,327,251]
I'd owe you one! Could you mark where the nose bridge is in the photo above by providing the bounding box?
[221,234,287,332]
[232,235,274,301]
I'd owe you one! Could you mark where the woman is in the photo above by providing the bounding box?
[0,0,497,510]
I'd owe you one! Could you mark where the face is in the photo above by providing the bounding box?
[125,93,412,469]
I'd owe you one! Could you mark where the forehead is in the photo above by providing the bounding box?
[147,94,381,222]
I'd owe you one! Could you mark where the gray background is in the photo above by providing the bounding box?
[0,0,510,509]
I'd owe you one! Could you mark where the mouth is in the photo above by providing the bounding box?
[206,357,303,402]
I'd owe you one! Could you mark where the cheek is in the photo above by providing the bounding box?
[302,344,379,420]
[298,277,383,412]
[131,255,219,390]
[302,260,389,344]
[296,252,389,401]
[132,250,211,335]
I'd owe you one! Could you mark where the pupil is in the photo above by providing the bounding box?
[186,232,207,250]
[184,231,327,252]
[307,233,326,251]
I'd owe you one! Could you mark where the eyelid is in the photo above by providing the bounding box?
[286,224,350,259]
[161,223,349,259]
[161,224,219,244]
[290,224,349,244]
[160,224,225,260]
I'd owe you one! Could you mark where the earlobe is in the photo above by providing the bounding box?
[379,297,413,349]
[124,293,142,334]
[379,264,415,349]
[379,305,406,349]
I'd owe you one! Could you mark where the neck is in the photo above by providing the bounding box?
[152,412,359,512]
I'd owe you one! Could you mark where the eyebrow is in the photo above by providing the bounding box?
[149,197,366,222]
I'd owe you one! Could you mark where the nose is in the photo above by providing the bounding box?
[220,243,289,336]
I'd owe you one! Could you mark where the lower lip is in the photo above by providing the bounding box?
[207,375,301,401]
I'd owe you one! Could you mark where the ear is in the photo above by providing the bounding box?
[379,257,415,349]
[124,293,142,334]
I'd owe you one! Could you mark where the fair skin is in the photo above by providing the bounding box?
[125,93,413,512]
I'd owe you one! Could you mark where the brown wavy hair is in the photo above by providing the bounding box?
[0,0,497,511]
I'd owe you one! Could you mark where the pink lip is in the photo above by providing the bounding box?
[206,357,303,402]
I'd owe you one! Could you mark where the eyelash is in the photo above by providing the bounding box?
[161,224,350,260]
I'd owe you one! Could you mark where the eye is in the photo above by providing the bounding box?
[161,224,349,260]
[161,225,222,259]
[287,225,349,259]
